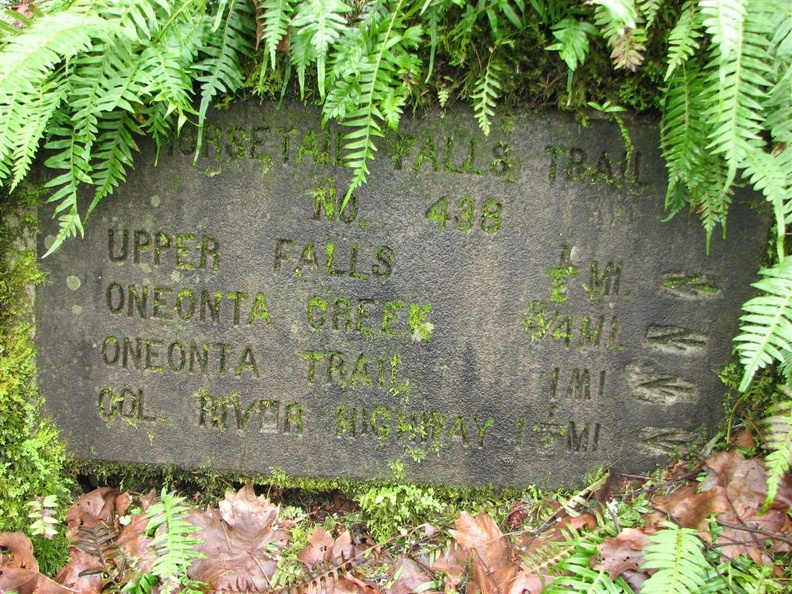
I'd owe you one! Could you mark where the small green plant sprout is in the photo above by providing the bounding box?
[145,489,206,594]
[27,495,58,539]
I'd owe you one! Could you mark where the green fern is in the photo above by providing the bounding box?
[259,0,293,71]
[734,259,792,391]
[546,18,598,99]
[641,522,710,594]
[638,0,663,32]
[544,538,631,594]
[146,489,205,594]
[324,0,423,202]
[291,0,350,98]
[701,0,773,193]
[762,395,792,511]
[471,48,503,136]
[194,0,255,159]
[592,0,646,72]
[664,1,703,81]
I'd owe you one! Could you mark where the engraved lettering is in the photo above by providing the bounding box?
[626,360,697,404]
[644,325,708,354]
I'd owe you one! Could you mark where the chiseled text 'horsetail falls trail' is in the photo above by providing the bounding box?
[37,102,768,487]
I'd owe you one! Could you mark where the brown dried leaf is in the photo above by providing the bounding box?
[700,450,792,561]
[53,548,103,593]
[217,483,283,542]
[0,567,74,594]
[732,429,756,450]
[117,511,156,576]
[388,557,436,594]
[0,532,39,571]
[594,527,651,590]
[65,488,121,539]
[451,512,518,594]
[188,485,291,591]
[653,484,730,535]
[508,569,546,594]
[299,526,336,568]
[424,540,468,584]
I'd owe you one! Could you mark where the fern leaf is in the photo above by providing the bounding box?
[641,522,709,594]
[260,0,293,71]
[546,549,628,593]
[292,0,350,98]
[701,0,773,190]
[0,10,106,99]
[700,0,747,62]
[546,18,598,72]
[735,259,792,391]
[660,62,708,211]
[593,1,646,71]
[326,0,423,201]
[589,0,637,31]
[762,396,792,511]
[194,0,255,160]
[471,50,502,136]
[147,490,205,594]
[97,0,170,42]
[88,111,140,215]
[664,1,703,81]
[44,207,85,258]
[0,92,15,180]
[638,0,663,32]
[9,79,66,189]
[741,147,792,262]
[137,20,202,121]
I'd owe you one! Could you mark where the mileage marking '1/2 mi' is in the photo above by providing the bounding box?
[425,196,502,233]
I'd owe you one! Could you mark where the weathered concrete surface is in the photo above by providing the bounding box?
[37,102,768,487]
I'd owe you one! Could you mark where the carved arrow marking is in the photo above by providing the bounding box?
[660,273,720,298]
[644,325,708,354]
[626,360,697,404]
[639,427,700,455]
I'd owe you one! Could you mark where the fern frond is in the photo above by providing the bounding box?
[639,0,663,32]
[764,7,792,144]
[89,111,140,215]
[9,78,66,189]
[147,490,205,594]
[664,1,703,81]
[194,0,255,159]
[762,395,792,511]
[592,0,646,71]
[137,15,203,121]
[471,49,502,136]
[545,539,630,594]
[75,523,120,564]
[742,147,791,262]
[521,539,574,575]
[0,93,15,180]
[734,259,792,391]
[292,0,350,98]
[661,60,708,212]
[0,10,106,99]
[326,0,423,201]
[700,0,747,62]
[701,0,773,190]
[641,522,710,594]
[260,0,294,71]
[95,0,170,42]
[546,18,598,72]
